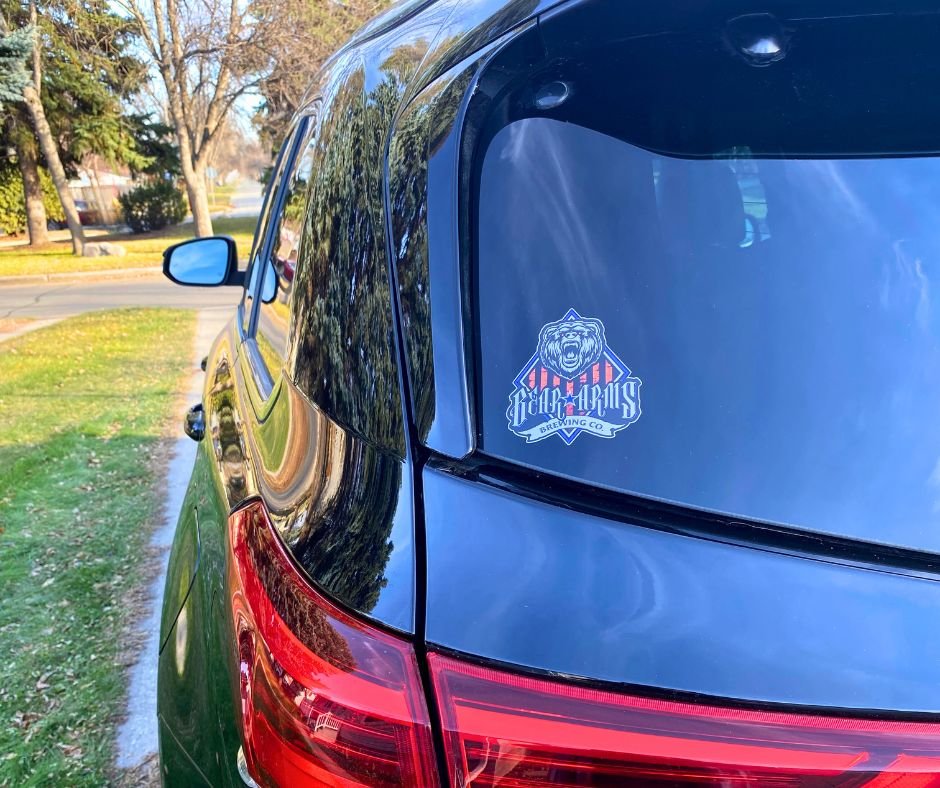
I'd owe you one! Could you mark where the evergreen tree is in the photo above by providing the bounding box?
[125,113,180,179]
[0,24,29,110]
[0,0,146,251]
[36,0,146,171]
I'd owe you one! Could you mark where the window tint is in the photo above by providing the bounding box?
[255,115,319,376]
[241,127,298,335]
[288,67,404,455]
[476,116,940,552]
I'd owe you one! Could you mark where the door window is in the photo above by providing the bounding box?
[254,113,320,376]
[240,123,303,336]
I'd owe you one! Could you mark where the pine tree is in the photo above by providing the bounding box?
[1,0,146,252]
[0,24,30,110]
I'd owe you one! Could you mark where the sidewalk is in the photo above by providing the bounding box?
[114,306,231,779]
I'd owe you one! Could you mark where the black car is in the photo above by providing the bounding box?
[157,0,940,784]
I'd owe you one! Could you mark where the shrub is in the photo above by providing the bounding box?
[0,161,65,236]
[118,179,186,233]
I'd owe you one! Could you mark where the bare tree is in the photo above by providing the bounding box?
[209,118,267,181]
[116,0,272,237]
[0,2,85,253]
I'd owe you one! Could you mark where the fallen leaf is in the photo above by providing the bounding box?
[56,743,82,759]
[12,711,40,729]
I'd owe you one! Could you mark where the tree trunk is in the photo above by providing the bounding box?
[163,80,214,237]
[15,0,85,254]
[14,132,48,246]
[181,159,214,237]
[21,85,85,254]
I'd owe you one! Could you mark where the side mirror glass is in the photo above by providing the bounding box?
[163,236,243,287]
[261,259,278,303]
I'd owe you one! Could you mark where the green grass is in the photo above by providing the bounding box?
[0,215,258,278]
[0,309,196,786]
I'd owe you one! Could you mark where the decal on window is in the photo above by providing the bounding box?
[506,309,642,444]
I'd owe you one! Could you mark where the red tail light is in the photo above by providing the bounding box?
[227,501,438,787]
[429,653,940,787]
[228,498,940,787]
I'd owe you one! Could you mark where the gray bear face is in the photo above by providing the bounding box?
[537,317,605,379]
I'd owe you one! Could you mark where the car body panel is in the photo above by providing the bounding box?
[158,716,213,787]
[158,481,200,654]
[158,578,221,785]
[237,39,420,630]
[239,373,416,632]
[423,464,940,713]
[159,324,245,787]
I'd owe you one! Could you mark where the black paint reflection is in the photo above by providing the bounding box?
[205,354,252,505]
[287,55,404,457]
[389,93,433,439]
[249,378,411,628]
[389,67,476,442]
[287,443,403,616]
[411,0,543,91]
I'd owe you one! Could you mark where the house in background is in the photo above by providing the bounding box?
[67,155,134,225]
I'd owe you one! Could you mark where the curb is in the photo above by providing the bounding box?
[0,266,163,288]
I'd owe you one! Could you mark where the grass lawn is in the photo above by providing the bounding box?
[0,309,196,785]
[0,215,258,278]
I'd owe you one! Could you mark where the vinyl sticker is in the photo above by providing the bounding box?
[506,308,642,445]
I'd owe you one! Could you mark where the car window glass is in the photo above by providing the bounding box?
[476,114,940,552]
[240,127,298,335]
[255,113,319,377]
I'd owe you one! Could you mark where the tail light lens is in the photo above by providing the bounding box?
[227,501,438,787]
[429,653,940,787]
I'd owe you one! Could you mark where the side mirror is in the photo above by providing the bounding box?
[183,403,205,442]
[260,258,278,304]
[163,236,244,287]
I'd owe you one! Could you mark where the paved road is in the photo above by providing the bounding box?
[0,278,240,320]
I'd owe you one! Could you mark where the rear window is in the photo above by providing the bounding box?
[474,17,940,551]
